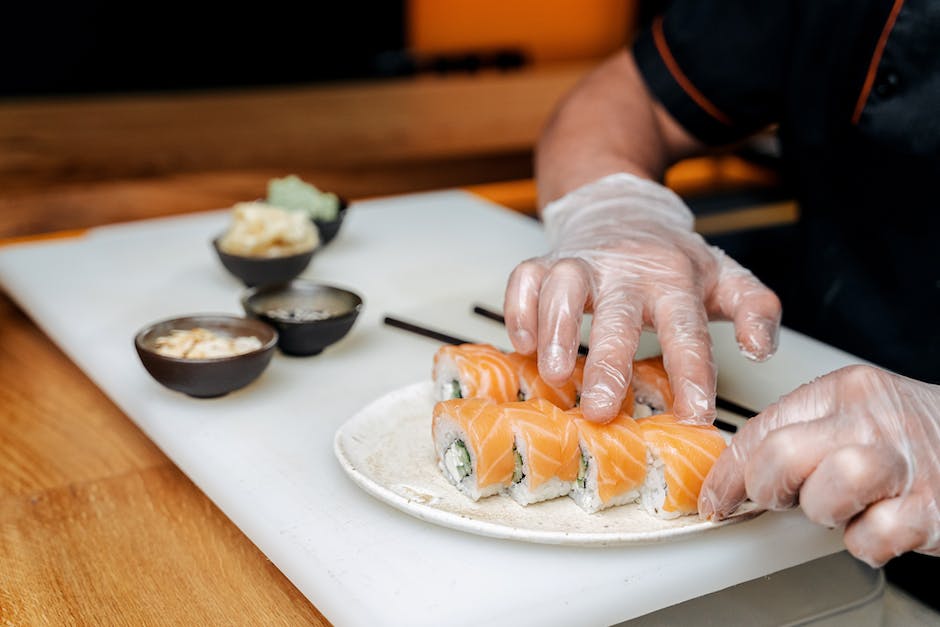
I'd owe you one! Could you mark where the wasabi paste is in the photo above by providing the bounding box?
[267,175,341,222]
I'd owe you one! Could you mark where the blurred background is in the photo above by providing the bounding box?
[0,0,787,230]
[4,1,651,95]
[1,0,792,309]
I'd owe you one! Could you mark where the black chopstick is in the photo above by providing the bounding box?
[472,305,506,324]
[712,419,738,433]
[471,303,759,420]
[383,316,476,346]
[714,398,756,420]
[472,306,589,356]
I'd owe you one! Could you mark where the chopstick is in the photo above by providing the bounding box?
[712,397,757,420]
[382,316,476,346]
[473,305,589,356]
[383,313,745,433]
[471,304,759,422]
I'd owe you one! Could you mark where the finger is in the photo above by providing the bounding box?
[504,258,549,354]
[579,289,644,422]
[745,372,841,433]
[700,375,840,519]
[843,494,934,568]
[536,258,592,385]
[799,444,910,528]
[706,253,782,362]
[699,443,748,520]
[744,418,852,511]
[652,289,716,423]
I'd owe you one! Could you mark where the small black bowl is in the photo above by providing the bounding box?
[134,314,278,398]
[241,281,363,356]
[312,199,349,246]
[212,237,315,287]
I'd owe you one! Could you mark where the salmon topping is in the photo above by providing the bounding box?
[638,414,726,514]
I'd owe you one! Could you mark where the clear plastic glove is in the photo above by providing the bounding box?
[504,173,781,423]
[700,365,940,568]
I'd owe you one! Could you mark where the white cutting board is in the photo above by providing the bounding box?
[0,190,852,626]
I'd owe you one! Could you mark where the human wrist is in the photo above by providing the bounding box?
[541,173,694,247]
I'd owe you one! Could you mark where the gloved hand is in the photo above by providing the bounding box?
[504,173,781,423]
[700,365,940,568]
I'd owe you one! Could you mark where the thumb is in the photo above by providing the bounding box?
[699,372,839,519]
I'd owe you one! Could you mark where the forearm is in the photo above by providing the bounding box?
[536,49,704,209]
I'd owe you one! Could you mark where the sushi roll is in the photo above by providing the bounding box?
[510,352,578,409]
[431,398,515,500]
[502,398,581,505]
[632,355,675,416]
[637,413,727,518]
[432,343,519,403]
[568,405,647,513]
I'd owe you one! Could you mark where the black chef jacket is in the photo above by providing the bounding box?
[633,0,939,384]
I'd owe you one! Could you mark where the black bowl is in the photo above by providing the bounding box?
[312,199,349,246]
[241,281,363,356]
[212,237,315,287]
[134,314,278,398]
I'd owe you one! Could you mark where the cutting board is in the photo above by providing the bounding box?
[0,190,851,626]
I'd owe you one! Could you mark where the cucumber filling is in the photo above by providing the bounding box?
[512,448,524,484]
[633,399,658,417]
[449,380,462,399]
[578,452,588,489]
[443,440,472,483]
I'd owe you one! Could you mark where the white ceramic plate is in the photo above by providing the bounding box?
[334,381,762,546]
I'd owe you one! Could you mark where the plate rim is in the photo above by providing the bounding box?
[333,381,762,546]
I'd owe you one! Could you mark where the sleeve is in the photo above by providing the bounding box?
[632,1,794,145]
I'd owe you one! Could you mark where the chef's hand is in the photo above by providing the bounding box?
[504,173,781,423]
[700,365,940,567]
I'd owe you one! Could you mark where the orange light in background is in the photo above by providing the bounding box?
[408,0,638,64]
